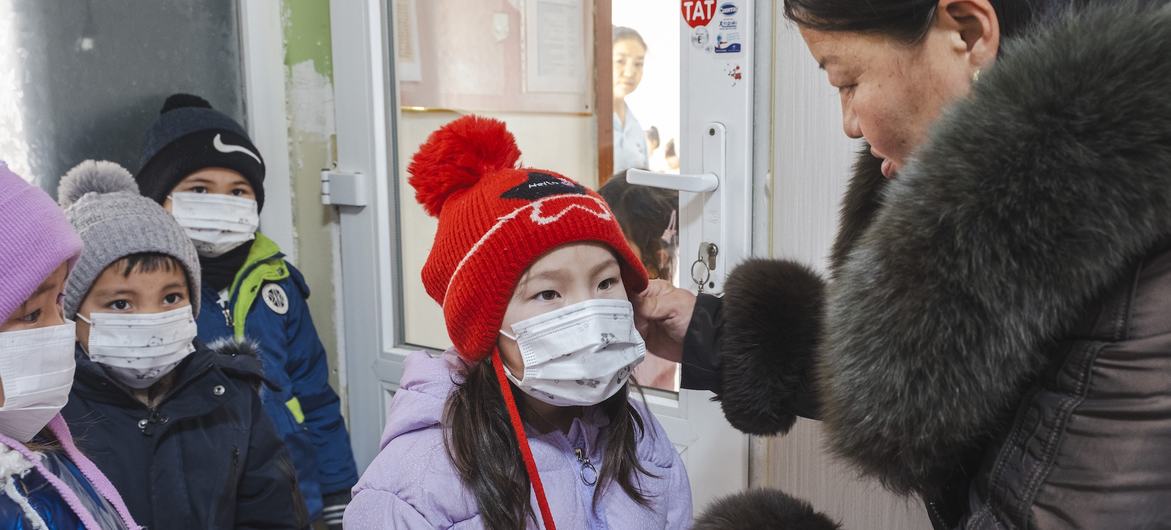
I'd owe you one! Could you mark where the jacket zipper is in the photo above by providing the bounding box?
[574,447,598,486]
[217,289,233,329]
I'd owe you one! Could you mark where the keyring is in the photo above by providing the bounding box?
[691,258,710,292]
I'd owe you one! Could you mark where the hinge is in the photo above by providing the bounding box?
[321,169,368,207]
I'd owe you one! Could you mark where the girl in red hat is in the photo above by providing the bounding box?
[345,116,693,529]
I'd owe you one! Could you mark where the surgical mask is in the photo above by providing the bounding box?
[79,306,197,389]
[170,192,259,257]
[0,321,77,442]
[501,299,645,407]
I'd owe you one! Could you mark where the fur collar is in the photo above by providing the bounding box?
[819,2,1171,495]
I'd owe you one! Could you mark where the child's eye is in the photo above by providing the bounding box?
[108,300,131,311]
[189,186,209,194]
[163,293,183,305]
[534,290,561,302]
[598,278,618,291]
[231,189,247,197]
[17,309,42,323]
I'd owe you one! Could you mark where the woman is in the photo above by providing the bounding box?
[638,1,1171,528]
[612,26,650,175]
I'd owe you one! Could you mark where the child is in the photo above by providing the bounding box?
[599,174,680,391]
[135,93,358,527]
[56,160,308,529]
[0,162,140,529]
[345,116,692,529]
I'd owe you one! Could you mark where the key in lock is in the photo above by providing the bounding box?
[691,242,719,293]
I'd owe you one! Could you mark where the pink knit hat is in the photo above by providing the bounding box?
[0,162,83,324]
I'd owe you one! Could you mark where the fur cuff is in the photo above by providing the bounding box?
[694,488,841,530]
[718,259,825,435]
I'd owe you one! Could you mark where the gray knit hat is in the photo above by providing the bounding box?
[58,160,201,318]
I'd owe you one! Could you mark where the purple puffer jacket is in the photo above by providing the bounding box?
[345,351,692,529]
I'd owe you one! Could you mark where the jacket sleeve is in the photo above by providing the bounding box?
[236,392,311,530]
[284,267,360,496]
[706,259,826,436]
[664,445,694,530]
[680,293,724,392]
[343,488,435,530]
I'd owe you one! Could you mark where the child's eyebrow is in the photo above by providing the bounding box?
[590,258,620,276]
[161,282,187,292]
[89,287,137,298]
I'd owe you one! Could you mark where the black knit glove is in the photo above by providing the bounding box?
[322,490,351,530]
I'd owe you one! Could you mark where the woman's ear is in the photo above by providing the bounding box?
[938,0,1000,70]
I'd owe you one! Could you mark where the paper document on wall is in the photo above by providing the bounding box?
[524,0,585,94]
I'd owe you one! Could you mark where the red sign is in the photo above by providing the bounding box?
[681,0,717,28]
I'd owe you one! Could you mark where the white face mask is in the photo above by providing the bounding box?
[501,299,645,407]
[79,306,197,389]
[0,321,77,442]
[170,192,259,257]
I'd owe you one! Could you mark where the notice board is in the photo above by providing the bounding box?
[392,0,594,114]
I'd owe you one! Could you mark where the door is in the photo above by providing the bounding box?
[329,0,764,514]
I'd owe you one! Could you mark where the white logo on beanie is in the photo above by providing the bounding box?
[443,194,614,303]
[212,134,261,164]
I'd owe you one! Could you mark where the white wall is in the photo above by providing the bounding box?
[768,14,932,530]
[397,111,597,349]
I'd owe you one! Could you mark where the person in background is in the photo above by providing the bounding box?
[0,162,141,529]
[134,93,358,529]
[613,26,649,175]
[599,174,679,390]
[345,116,691,529]
[57,160,307,529]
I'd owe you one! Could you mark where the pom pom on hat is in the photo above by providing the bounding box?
[161,93,212,113]
[57,160,138,208]
[408,116,521,217]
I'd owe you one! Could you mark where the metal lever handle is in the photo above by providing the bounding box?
[626,168,719,193]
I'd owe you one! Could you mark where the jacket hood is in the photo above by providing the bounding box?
[820,2,1171,495]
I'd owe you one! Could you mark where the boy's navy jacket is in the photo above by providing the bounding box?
[195,233,358,518]
[62,339,309,530]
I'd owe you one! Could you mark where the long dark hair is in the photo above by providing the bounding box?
[444,357,656,529]
[599,174,679,280]
[782,0,1048,43]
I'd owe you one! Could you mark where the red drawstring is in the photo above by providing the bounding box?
[492,349,558,530]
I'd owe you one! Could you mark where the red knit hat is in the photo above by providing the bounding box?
[409,115,649,529]
[411,115,648,363]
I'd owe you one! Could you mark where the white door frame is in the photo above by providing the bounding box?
[238,1,298,263]
[328,0,416,468]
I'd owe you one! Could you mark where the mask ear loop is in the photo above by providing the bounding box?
[491,348,557,530]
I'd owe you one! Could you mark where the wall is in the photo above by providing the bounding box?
[0,0,243,191]
[767,13,932,530]
[280,0,344,398]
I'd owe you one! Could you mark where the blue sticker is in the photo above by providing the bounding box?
[720,3,738,15]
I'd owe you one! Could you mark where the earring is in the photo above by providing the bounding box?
[972,69,982,83]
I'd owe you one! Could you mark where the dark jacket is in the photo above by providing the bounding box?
[62,339,309,530]
[196,233,357,520]
[684,4,1171,529]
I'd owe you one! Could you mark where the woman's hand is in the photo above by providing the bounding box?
[633,280,696,363]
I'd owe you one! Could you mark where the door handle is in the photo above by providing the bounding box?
[626,169,719,193]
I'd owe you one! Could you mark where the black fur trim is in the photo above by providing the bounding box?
[718,259,825,435]
[829,148,887,278]
[694,488,841,530]
[820,3,1171,495]
[206,338,275,390]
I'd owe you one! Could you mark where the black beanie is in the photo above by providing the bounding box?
[136,94,266,210]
